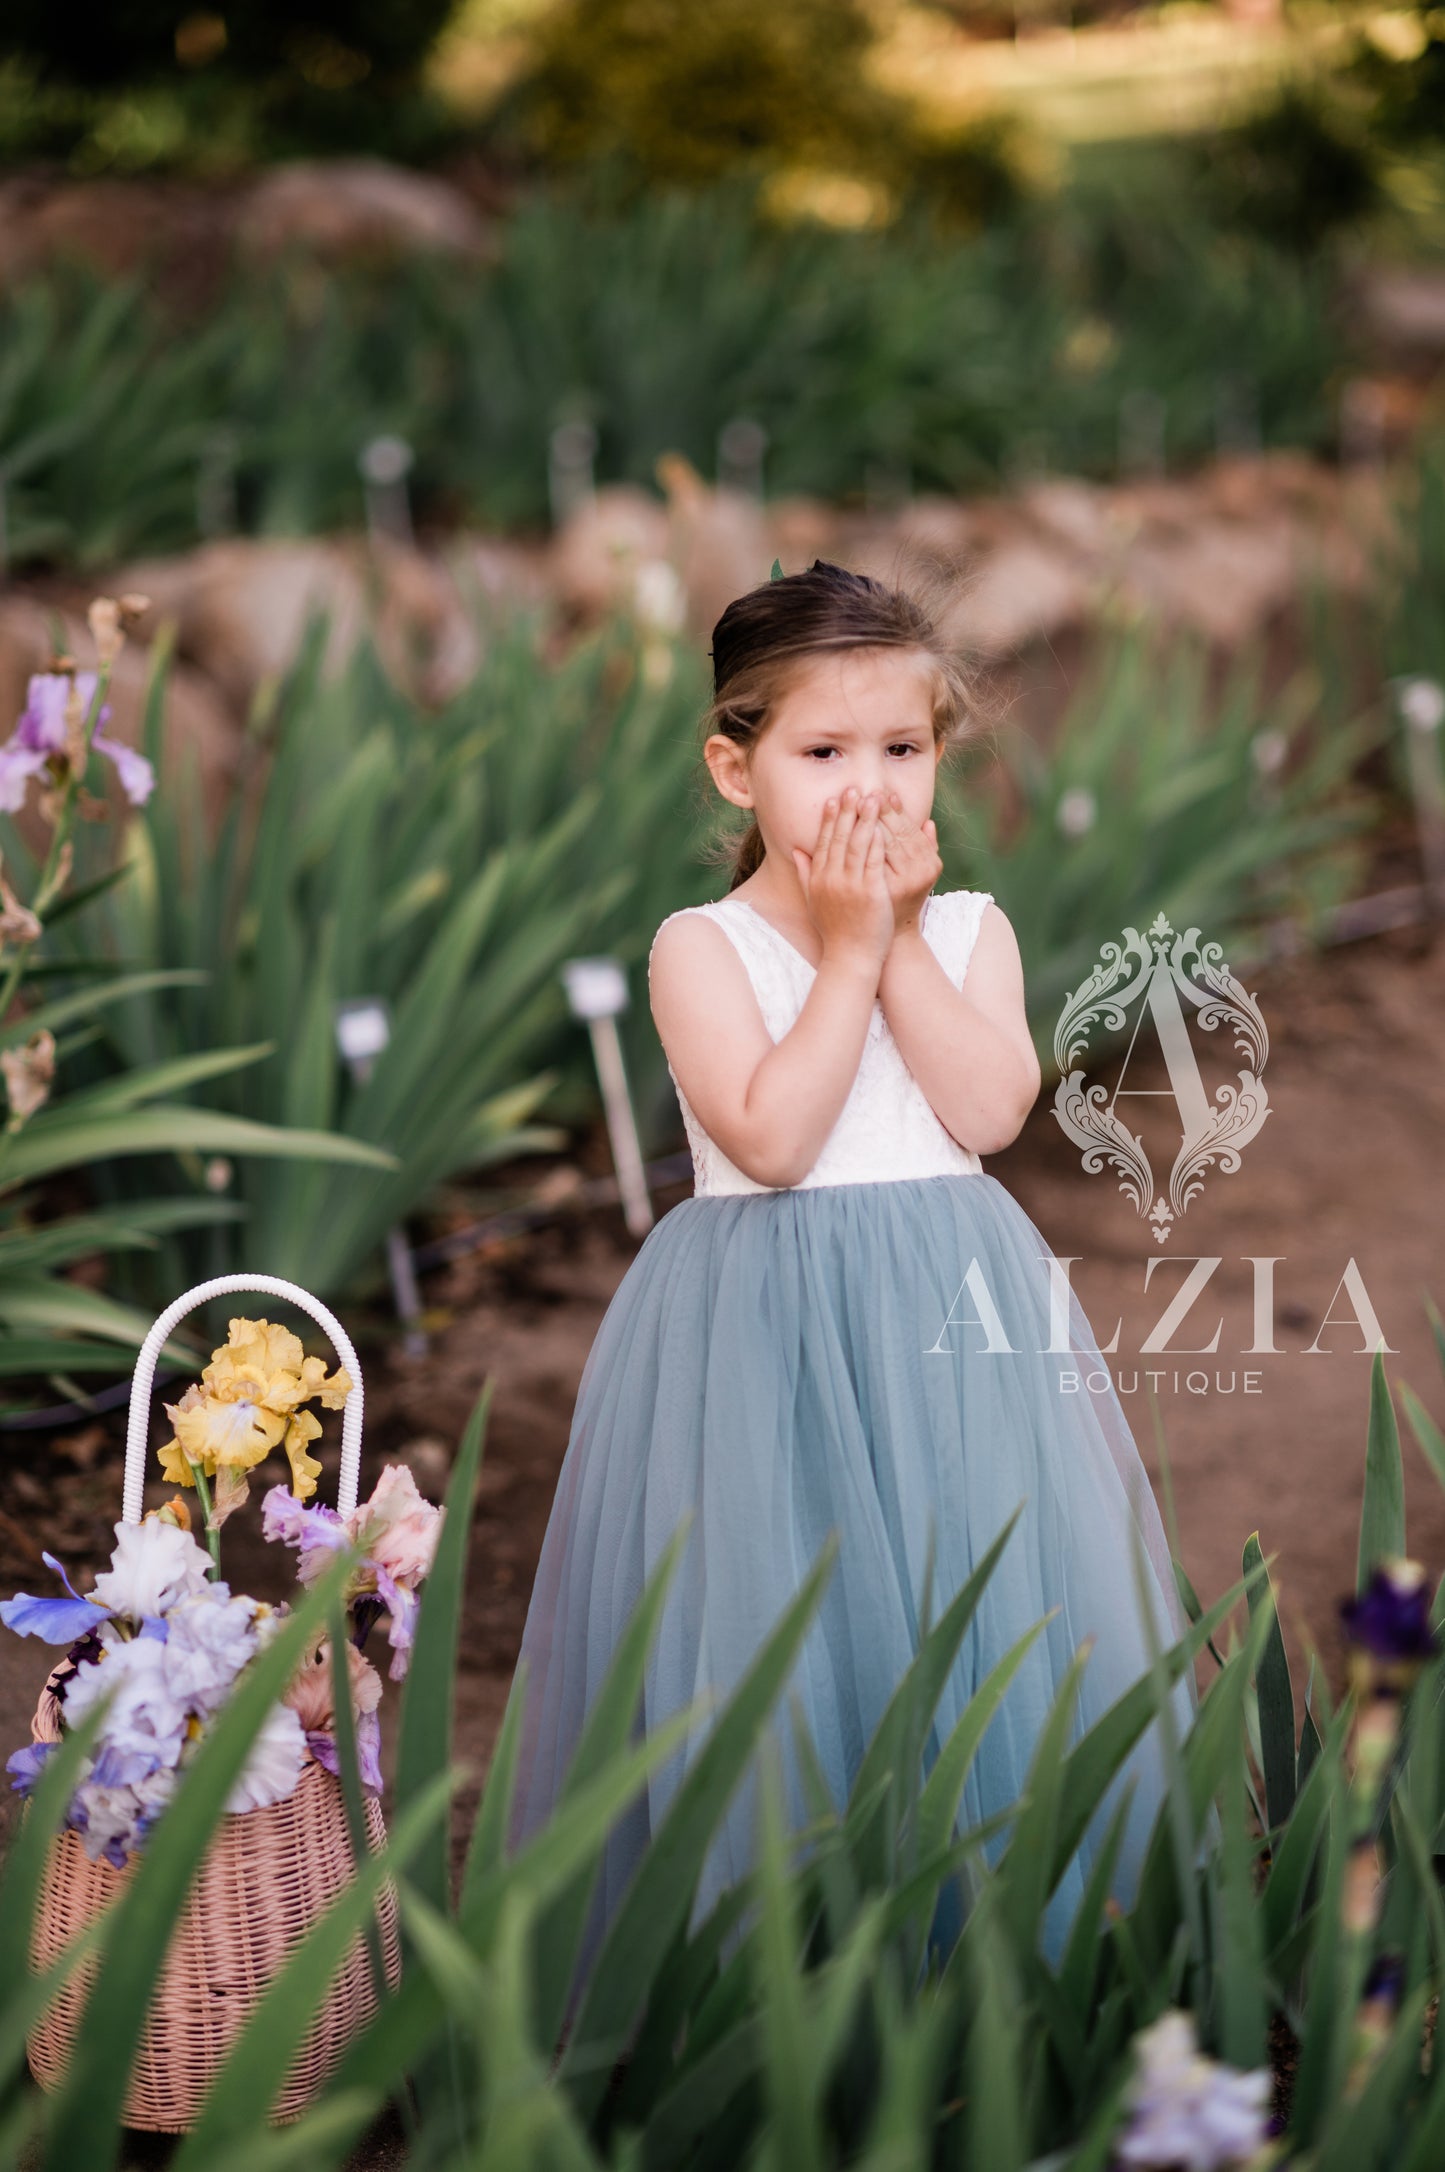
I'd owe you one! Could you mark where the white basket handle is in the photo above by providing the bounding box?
[122,1274,364,1526]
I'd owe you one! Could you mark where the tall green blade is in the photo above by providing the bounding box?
[393,1382,490,1916]
[1242,1533,1295,1831]
[1357,1345,1405,1590]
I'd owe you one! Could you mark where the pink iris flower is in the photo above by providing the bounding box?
[0,673,155,814]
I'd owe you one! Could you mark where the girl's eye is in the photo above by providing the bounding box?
[803,744,920,760]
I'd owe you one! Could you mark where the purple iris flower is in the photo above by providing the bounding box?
[0,673,155,814]
[305,1710,383,1794]
[1363,1952,1406,2005]
[6,1741,56,1796]
[262,1479,429,1681]
[373,1564,418,1680]
[0,1552,110,1644]
[260,1486,349,1581]
[1339,1561,1441,1664]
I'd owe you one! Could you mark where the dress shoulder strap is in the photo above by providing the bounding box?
[928,888,994,989]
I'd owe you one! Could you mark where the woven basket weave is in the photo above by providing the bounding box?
[23,1273,403,2132]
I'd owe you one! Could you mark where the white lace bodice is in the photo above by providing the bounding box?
[648,887,995,1195]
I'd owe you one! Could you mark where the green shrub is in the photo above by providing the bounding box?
[489,0,902,188]
[1192,81,1384,256]
[0,171,1353,571]
[57,604,718,1305]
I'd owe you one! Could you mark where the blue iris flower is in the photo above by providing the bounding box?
[0,1552,110,1644]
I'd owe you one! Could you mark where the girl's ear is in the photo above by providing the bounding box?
[703,733,753,811]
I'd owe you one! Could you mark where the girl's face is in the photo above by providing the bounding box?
[706,646,940,872]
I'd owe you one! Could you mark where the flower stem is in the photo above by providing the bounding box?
[187,1460,222,1578]
[0,666,112,1032]
[0,663,116,1176]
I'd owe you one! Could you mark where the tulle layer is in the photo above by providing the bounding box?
[506,1172,1196,2000]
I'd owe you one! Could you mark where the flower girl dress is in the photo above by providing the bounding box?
[507,886,1195,1994]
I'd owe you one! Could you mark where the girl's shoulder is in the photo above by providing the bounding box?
[647,900,749,1000]
[648,898,729,964]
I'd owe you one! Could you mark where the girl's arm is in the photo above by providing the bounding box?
[877,903,1042,1157]
[649,917,880,1189]
[652,796,893,1189]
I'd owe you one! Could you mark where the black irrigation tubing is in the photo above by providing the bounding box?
[0,1366,188,1433]
[407,1149,696,1271]
[0,1151,698,1433]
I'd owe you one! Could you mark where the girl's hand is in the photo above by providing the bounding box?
[791,788,893,971]
[875,792,943,937]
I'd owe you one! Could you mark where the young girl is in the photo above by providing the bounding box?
[507,558,1194,2012]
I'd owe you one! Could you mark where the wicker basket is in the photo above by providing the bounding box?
[24,1274,403,2132]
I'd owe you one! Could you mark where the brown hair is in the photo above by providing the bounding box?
[697,556,987,892]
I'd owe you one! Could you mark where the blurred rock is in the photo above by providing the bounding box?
[1119,516,1299,648]
[546,486,672,625]
[889,496,987,569]
[1355,267,1445,356]
[236,160,493,265]
[113,538,379,708]
[765,495,851,570]
[0,173,238,288]
[1016,477,1129,560]
[0,445,1411,768]
[945,539,1093,657]
[109,533,539,710]
[440,533,554,681]
[655,454,771,643]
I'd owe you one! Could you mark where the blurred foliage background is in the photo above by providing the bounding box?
[1,15,1444,2163]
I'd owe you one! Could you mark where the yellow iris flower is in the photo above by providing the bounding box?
[158,1316,352,1504]
[282,1409,324,1499]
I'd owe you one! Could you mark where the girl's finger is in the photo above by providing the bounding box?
[829,794,864,875]
[816,803,848,891]
[843,798,877,872]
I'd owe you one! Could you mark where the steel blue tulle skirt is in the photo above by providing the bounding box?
[506,1172,1196,2003]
